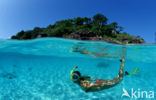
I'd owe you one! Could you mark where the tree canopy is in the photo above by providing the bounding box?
[11,13,145,44]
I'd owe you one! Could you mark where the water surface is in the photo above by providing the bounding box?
[0,38,155,100]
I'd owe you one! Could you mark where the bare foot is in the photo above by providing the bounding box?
[120,58,125,62]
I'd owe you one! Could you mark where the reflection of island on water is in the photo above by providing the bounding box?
[70,42,126,58]
[97,62,110,68]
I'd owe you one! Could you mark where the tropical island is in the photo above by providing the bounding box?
[11,14,145,44]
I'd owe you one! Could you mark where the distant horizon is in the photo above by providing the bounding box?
[0,0,156,43]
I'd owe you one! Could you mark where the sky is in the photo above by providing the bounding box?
[0,0,156,43]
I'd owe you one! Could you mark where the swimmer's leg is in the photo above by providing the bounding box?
[119,57,125,77]
[119,57,131,76]
[118,46,127,77]
[101,58,125,86]
[110,57,125,84]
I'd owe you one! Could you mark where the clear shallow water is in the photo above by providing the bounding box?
[0,38,156,100]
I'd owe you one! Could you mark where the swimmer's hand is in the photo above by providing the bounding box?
[75,66,78,69]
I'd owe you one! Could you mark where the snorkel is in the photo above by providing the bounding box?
[70,66,78,81]
[128,67,139,75]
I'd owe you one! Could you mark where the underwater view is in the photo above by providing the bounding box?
[0,38,156,100]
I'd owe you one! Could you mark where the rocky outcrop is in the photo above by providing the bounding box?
[68,31,102,41]
[67,31,145,44]
[103,39,123,44]
[68,33,81,40]
[128,39,145,44]
[120,35,145,44]
[37,33,48,38]
[75,31,96,38]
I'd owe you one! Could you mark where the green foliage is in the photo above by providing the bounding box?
[93,13,108,25]
[83,17,91,24]
[74,17,84,26]
[16,30,25,39]
[11,13,144,43]
[11,35,17,39]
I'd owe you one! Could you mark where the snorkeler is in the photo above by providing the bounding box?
[70,57,138,92]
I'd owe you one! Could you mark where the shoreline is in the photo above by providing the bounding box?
[1,37,149,45]
[63,37,145,45]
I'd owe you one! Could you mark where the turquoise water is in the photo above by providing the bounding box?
[0,38,156,100]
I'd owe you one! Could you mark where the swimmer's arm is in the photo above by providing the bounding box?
[83,83,100,92]
[82,76,97,81]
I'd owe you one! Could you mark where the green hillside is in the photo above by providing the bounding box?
[11,14,145,44]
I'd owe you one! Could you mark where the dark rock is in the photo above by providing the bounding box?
[37,33,48,38]
[103,39,122,44]
[67,30,145,44]
[97,62,109,68]
[129,39,145,44]
[68,31,102,41]
[75,31,96,37]
[89,36,102,41]
[68,33,81,40]
[120,35,145,44]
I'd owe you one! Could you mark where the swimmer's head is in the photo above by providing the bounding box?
[72,71,81,83]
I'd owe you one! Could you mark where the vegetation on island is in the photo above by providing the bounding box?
[11,14,145,44]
